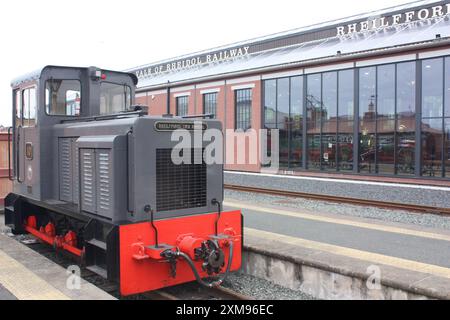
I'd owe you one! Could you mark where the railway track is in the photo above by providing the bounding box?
[224,184,450,216]
[10,233,251,301]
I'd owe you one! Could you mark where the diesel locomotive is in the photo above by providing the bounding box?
[4,66,242,296]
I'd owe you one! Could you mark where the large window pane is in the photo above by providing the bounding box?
[290,76,303,167]
[307,129,321,170]
[279,129,289,167]
[446,119,450,177]
[377,64,395,119]
[377,123,395,174]
[421,118,443,177]
[264,80,276,124]
[338,121,354,171]
[377,65,395,174]
[277,78,290,129]
[359,121,376,173]
[397,62,416,115]
[321,72,337,171]
[422,58,443,118]
[359,68,376,173]
[307,74,321,169]
[321,121,337,171]
[446,57,450,117]
[397,115,416,175]
[338,70,354,120]
[322,72,337,121]
[397,62,416,176]
[307,74,321,123]
[359,67,376,121]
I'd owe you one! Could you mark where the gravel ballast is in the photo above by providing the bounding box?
[225,171,450,209]
[223,272,316,300]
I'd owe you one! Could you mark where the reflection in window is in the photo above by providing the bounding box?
[322,72,337,171]
[422,118,443,177]
[396,62,416,175]
[446,57,450,117]
[422,58,443,118]
[338,70,354,121]
[359,67,376,173]
[100,82,131,115]
[290,77,303,122]
[377,64,395,174]
[445,119,450,178]
[307,74,321,169]
[264,80,276,125]
[46,80,81,116]
[277,78,290,166]
[290,76,303,167]
[338,70,354,171]
[359,67,376,120]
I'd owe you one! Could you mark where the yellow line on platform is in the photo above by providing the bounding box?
[225,201,450,242]
[0,250,70,300]
[245,228,450,279]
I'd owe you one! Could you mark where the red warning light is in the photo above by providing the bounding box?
[101,74,107,80]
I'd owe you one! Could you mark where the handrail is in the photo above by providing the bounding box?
[7,127,13,180]
[16,125,23,183]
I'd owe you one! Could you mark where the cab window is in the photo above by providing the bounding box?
[100,82,131,115]
[45,79,81,116]
[22,87,37,127]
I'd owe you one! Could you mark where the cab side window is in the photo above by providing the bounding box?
[22,87,37,127]
[15,90,21,127]
[45,79,81,116]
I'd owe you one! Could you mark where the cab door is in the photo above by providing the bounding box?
[15,87,37,189]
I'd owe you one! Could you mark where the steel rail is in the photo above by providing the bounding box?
[224,184,450,216]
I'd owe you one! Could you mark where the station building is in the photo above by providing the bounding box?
[129,0,450,180]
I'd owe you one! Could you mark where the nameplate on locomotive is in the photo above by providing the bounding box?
[154,122,208,131]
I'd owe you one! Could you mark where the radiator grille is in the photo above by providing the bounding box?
[156,148,207,212]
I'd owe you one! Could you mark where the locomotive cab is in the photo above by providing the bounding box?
[5,66,242,296]
[9,66,137,201]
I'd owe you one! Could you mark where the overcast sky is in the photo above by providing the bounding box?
[0,0,418,126]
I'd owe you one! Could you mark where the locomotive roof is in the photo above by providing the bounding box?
[11,65,138,88]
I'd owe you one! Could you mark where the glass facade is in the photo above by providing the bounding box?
[262,55,450,179]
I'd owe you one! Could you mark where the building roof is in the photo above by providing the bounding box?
[131,0,450,90]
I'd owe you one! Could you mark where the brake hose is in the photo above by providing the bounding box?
[175,240,234,288]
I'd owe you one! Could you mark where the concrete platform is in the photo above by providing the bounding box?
[0,218,115,300]
[225,199,450,300]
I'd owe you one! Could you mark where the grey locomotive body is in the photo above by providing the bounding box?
[5,66,241,295]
